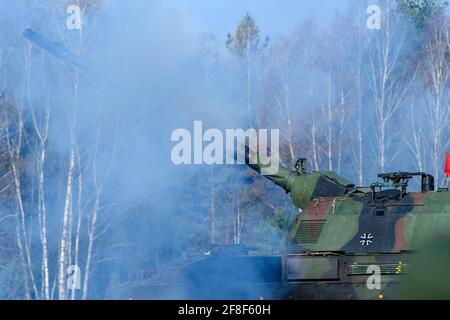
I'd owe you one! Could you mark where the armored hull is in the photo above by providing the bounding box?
[108,152,450,299]
[107,251,412,300]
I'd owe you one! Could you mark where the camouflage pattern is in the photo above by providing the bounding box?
[247,156,450,299]
[282,171,450,253]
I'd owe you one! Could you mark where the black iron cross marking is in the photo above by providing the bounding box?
[360,233,373,246]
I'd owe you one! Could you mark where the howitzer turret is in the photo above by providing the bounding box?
[242,145,355,210]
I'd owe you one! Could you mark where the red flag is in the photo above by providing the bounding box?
[445,152,450,177]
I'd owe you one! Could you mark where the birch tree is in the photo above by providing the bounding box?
[227,13,269,125]
[1,95,34,299]
[421,16,449,186]
[347,0,370,185]
[404,97,426,172]
[367,0,417,172]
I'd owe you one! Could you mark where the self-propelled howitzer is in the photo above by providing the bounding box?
[245,147,450,254]
[109,149,450,300]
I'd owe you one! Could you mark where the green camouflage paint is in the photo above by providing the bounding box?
[108,153,450,300]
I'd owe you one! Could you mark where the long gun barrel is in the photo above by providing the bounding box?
[243,147,295,191]
[22,28,124,92]
[23,28,96,74]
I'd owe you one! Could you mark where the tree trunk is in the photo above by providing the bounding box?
[58,143,76,300]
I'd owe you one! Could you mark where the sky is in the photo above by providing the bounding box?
[164,0,351,41]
